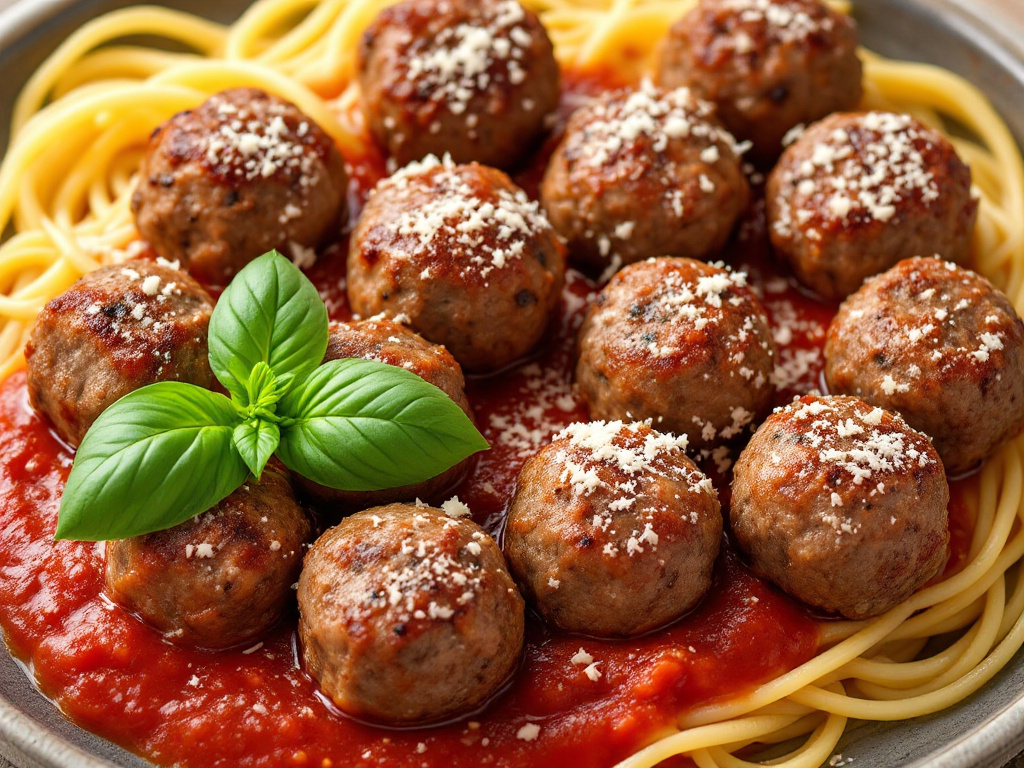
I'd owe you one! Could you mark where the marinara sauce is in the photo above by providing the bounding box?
[0,72,973,768]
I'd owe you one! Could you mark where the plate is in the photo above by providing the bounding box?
[0,0,1022,766]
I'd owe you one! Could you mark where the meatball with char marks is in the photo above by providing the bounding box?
[731,395,949,619]
[25,261,214,447]
[766,111,978,301]
[132,88,348,286]
[298,504,524,724]
[358,0,559,169]
[504,420,722,637]
[658,0,862,163]
[825,257,1024,475]
[106,466,312,648]
[348,155,565,372]
[576,257,776,453]
[295,318,476,513]
[541,82,749,278]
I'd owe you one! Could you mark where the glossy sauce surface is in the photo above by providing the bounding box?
[0,369,821,768]
[0,73,973,768]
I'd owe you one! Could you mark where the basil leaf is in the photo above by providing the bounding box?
[276,358,489,491]
[208,251,329,403]
[233,419,281,479]
[55,383,248,542]
[241,361,287,421]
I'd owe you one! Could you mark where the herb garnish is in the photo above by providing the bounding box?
[55,251,488,542]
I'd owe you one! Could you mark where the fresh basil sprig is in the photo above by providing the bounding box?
[55,251,488,542]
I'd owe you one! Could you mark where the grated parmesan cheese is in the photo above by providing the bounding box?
[545,421,716,559]
[770,396,936,538]
[516,723,541,742]
[723,0,835,45]
[441,496,472,518]
[571,648,594,666]
[402,1,533,123]
[362,510,489,626]
[374,155,553,281]
[773,112,943,239]
[567,81,741,173]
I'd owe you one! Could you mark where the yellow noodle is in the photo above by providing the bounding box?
[11,7,226,132]
[52,48,202,98]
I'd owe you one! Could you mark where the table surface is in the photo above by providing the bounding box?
[0,0,1022,766]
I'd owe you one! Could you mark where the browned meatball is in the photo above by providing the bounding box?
[540,82,749,277]
[132,88,348,286]
[766,111,978,301]
[25,261,214,447]
[358,0,559,170]
[731,395,949,619]
[576,257,776,453]
[348,156,565,371]
[105,467,312,648]
[297,503,524,724]
[504,421,722,637]
[657,0,862,163]
[825,257,1024,475]
[295,318,475,512]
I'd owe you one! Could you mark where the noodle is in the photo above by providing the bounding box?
[0,1,1022,767]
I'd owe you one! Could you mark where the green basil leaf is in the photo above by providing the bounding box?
[276,358,489,491]
[208,250,329,403]
[242,361,286,422]
[55,383,248,542]
[233,419,281,480]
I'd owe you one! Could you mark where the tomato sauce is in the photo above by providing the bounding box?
[0,72,976,768]
[0,370,822,768]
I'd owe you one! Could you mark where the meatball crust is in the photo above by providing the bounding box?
[25,261,214,447]
[766,111,978,301]
[541,83,749,277]
[504,421,722,637]
[297,504,524,724]
[731,395,949,619]
[576,257,776,452]
[358,0,559,169]
[105,467,312,648]
[825,257,1024,475]
[132,88,348,286]
[296,319,476,512]
[348,156,566,371]
[657,0,862,163]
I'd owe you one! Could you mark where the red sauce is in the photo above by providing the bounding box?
[943,480,977,579]
[0,371,820,768]
[0,72,977,768]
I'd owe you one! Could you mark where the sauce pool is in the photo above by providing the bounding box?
[0,368,821,768]
[0,72,975,768]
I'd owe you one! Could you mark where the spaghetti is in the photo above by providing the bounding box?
[0,1,1022,767]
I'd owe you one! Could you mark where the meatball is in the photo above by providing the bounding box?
[731,395,949,619]
[298,504,524,724]
[295,319,475,512]
[358,0,559,170]
[540,82,749,277]
[657,0,862,163]
[504,420,722,637]
[825,257,1024,475]
[25,261,214,447]
[576,257,776,453]
[348,155,565,371]
[132,88,348,286]
[106,467,312,648]
[766,111,978,301]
